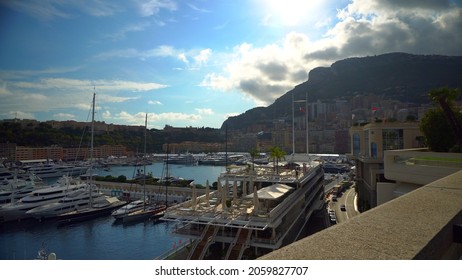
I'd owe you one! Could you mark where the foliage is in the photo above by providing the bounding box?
[420,108,462,152]
[420,87,462,152]
[269,146,286,173]
[0,121,223,153]
[249,148,259,170]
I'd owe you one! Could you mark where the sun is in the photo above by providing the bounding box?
[263,0,324,26]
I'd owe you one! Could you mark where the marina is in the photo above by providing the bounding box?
[0,156,348,260]
[0,163,226,260]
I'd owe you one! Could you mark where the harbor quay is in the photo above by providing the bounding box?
[95,181,205,204]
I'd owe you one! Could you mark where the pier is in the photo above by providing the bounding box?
[95,181,206,204]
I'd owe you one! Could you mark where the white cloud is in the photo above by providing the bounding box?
[201,0,462,106]
[195,108,214,115]
[95,46,213,69]
[135,0,177,17]
[148,100,163,105]
[14,78,167,92]
[106,22,152,40]
[225,112,241,119]
[1,0,121,21]
[53,113,76,120]
[0,82,12,95]
[1,111,35,120]
[200,33,314,105]
[102,110,111,119]
[111,110,203,126]
[193,49,212,65]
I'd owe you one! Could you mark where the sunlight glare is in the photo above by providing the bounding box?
[264,0,324,26]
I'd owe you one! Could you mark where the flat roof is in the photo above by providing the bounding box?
[246,183,293,200]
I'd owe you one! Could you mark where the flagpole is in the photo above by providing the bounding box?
[305,91,309,157]
[292,91,295,156]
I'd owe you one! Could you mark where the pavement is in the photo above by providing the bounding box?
[326,182,360,224]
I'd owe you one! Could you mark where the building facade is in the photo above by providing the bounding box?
[347,120,424,210]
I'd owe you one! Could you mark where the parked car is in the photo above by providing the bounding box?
[330,216,337,224]
[340,204,346,211]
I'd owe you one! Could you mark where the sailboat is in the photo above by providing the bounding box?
[120,114,166,224]
[57,90,126,225]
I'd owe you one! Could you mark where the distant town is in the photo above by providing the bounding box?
[0,93,439,162]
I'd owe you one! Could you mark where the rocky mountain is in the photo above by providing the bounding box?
[222,53,462,130]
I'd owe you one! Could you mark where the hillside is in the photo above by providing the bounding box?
[222,53,462,130]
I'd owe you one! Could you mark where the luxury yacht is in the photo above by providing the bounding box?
[0,176,87,222]
[111,199,147,220]
[24,163,88,179]
[25,186,104,220]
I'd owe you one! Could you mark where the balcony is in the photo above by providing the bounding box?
[384,149,462,185]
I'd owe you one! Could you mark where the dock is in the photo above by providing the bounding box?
[95,181,206,204]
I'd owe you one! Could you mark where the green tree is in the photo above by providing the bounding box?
[420,109,459,152]
[249,148,259,171]
[428,87,462,147]
[420,87,462,152]
[269,146,286,173]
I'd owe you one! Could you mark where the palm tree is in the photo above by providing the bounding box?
[249,148,259,171]
[428,87,462,147]
[269,147,286,174]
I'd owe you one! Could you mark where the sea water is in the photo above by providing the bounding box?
[0,163,226,260]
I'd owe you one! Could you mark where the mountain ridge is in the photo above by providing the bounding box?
[222,52,462,130]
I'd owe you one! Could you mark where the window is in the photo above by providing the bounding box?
[382,129,403,151]
[353,133,360,155]
[364,130,370,157]
[371,142,377,158]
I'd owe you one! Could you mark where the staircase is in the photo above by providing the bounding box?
[225,228,252,260]
[188,224,218,260]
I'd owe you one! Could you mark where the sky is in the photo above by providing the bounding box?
[1,0,461,129]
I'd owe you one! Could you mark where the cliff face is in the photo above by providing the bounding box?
[222,53,462,130]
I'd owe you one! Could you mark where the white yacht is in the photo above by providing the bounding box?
[111,200,146,220]
[25,186,104,220]
[24,163,88,179]
[0,174,43,204]
[0,176,87,222]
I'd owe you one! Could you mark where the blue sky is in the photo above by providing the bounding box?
[1,0,461,129]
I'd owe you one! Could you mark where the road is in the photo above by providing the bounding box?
[326,184,360,224]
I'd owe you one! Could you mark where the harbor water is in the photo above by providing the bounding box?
[0,163,226,260]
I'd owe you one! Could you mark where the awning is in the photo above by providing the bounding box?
[246,183,293,200]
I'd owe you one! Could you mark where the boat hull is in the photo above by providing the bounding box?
[57,201,127,225]
[122,205,166,223]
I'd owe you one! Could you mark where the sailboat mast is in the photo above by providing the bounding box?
[165,142,169,206]
[143,114,147,210]
[88,89,96,206]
